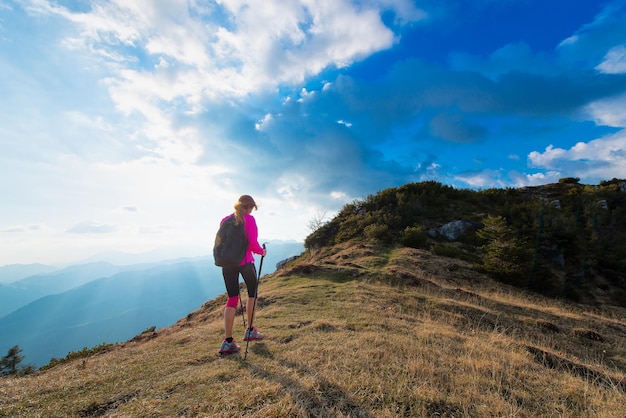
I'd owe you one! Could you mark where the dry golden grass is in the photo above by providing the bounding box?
[1,240,625,417]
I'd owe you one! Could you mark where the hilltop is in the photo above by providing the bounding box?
[306,178,626,307]
[1,239,625,417]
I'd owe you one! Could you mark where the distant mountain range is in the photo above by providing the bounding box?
[0,241,304,367]
[0,261,158,317]
[0,263,57,284]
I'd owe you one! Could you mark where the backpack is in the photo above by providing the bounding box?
[213,215,248,267]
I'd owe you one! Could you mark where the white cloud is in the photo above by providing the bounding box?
[455,170,506,189]
[528,145,567,169]
[255,113,273,131]
[330,191,349,200]
[596,45,626,74]
[28,0,423,108]
[528,130,626,179]
[16,0,425,181]
[585,92,626,128]
[520,171,562,187]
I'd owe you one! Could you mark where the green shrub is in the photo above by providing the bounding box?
[41,342,115,370]
[400,225,428,249]
[364,223,390,242]
[335,215,363,243]
[305,218,339,249]
[430,243,464,259]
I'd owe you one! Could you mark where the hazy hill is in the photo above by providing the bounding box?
[1,239,624,416]
[0,260,224,367]
[0,263,57,284]
[0,262,145,317]
[0,284,32,319]
[0,241,303,318]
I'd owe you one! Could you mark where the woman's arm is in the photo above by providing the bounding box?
[244,214,264,255]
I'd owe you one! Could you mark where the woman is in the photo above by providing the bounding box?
[219,195,266,355]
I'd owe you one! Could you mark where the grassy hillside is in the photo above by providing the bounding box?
[1,240,625,417]
[306,179,626,307]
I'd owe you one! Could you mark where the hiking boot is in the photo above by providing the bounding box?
[219,339,240,355]
[243,327,263,341]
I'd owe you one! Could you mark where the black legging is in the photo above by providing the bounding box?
[222,262,258,298]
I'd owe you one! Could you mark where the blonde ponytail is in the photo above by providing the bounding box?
[233,195,258,225]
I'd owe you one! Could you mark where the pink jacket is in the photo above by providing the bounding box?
[221,213,264,266]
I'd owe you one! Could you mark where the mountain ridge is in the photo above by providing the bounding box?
[0,263,58,284]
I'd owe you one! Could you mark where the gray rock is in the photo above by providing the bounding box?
[439,220,477,241]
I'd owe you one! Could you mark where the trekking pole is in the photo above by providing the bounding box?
[244,243,266,361]
[237,284,246,329]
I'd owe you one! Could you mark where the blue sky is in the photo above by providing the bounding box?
[1,0,626,265]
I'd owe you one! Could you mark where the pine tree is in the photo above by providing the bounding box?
[477,215,531,285]
[1,345,35,377]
